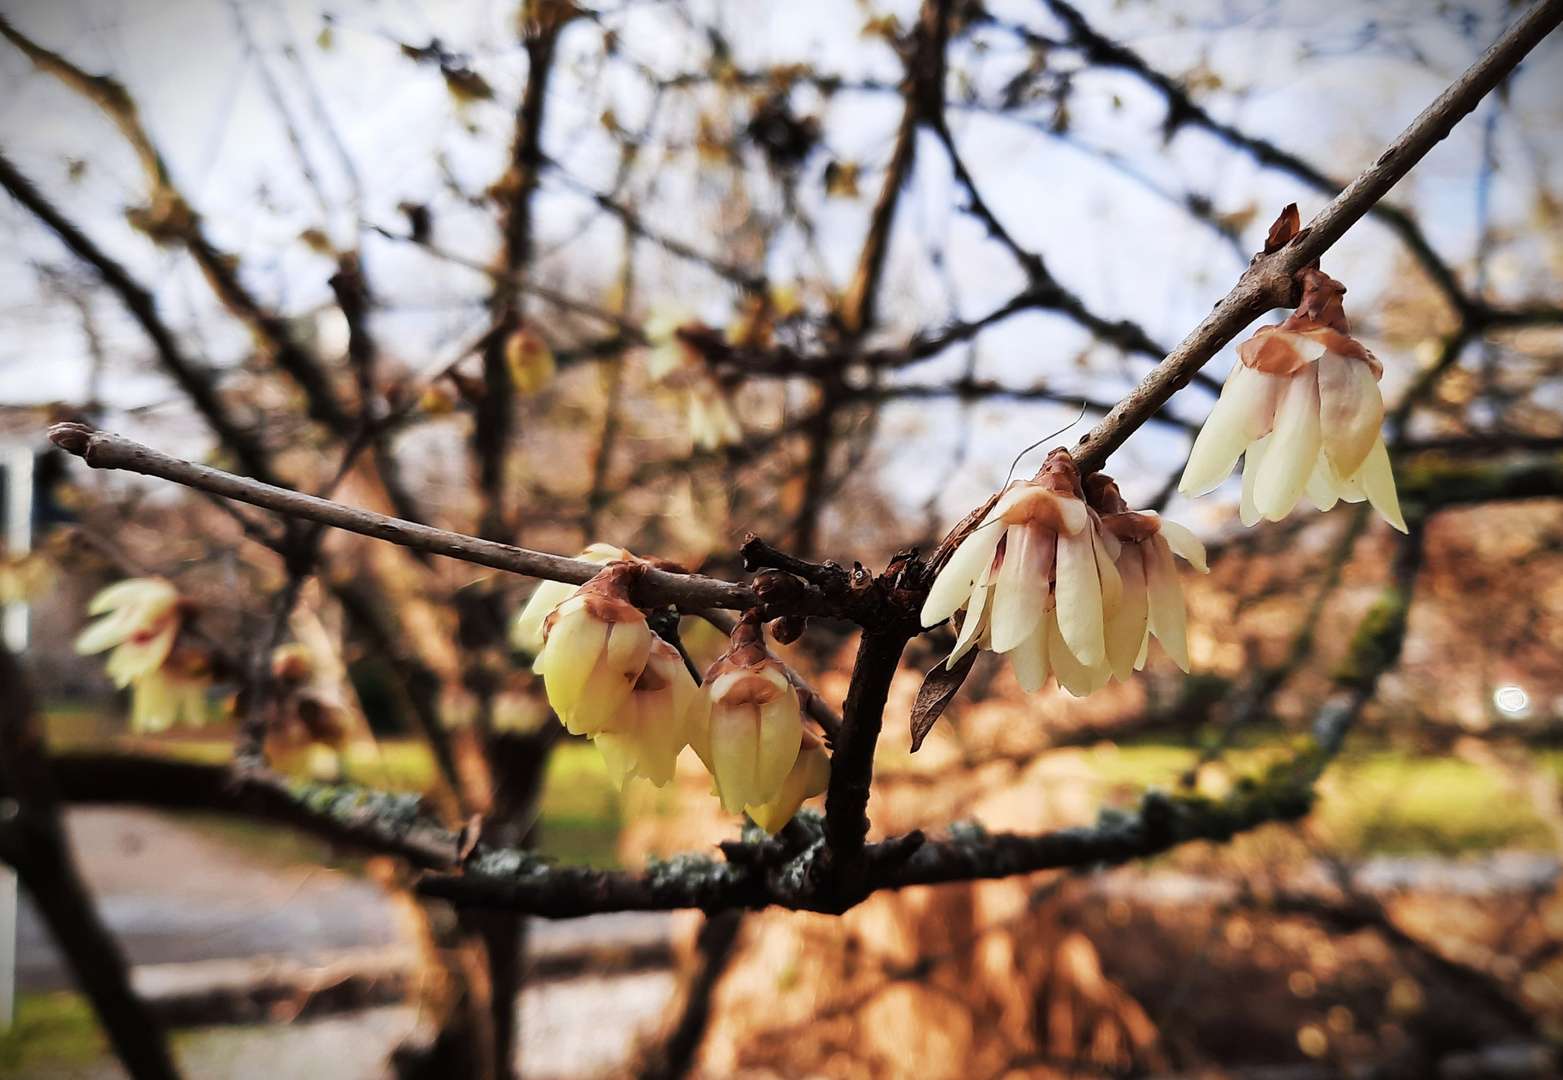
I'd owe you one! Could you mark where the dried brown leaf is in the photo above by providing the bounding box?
[910,648,977,752]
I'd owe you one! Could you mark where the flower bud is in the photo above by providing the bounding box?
[534,562,653,737]
[688,613,802,813]
[505,324,556,395]
[745,727,830,834]
[594,636,698,788]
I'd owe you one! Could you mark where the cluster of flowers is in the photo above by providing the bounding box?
[74,578,213,733]
[922,266,1403,691]
[922,452,1208,694]
[516,546,827,834]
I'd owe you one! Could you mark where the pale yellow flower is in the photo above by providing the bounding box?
[688,383,742,451]
[1180,268,1405,531]
[745,727,830,834]
[1089,475,1209,684]
[513,543,632,654]
[505,324,556,395]
[533,563,652,737]
[923,451,1122,692]
[128,648,212,734]
[75,578,182,689]
[643,305,702,382]
[594,636,699,788]
[688,614,802,813]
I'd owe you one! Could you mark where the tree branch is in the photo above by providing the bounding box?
[49,425,769,613]
[0,150,278,485]
[1070,0,1563,473]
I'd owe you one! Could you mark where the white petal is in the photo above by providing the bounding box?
[1180,365,1285,497]
[1009,623,1050,693]
[74,610,137,655]
[1145,535,1191,672]
[753,689,804,806]
[1047,612,1110,697]
[710,703,763,813]
[1105,545,1150,682]
[1240,436,1267,527]
[1317,352,1385,482]
[1156,520,1208,574]
[921,519,1003,627]
[513,580,577,653]
[1358,437,1408,533]
[1252,366,1322,522]
[989,524,1052,653]
[537,604,608,728]
[1054,528,1106,668]
[1306,451,1342,511]
[948,581,992,667]
[1093,525,1123,622]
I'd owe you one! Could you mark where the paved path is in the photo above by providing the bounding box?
[10,807,681,1079]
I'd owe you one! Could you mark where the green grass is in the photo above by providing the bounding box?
[0,992,107,1072]
[533,741,624,868]
[1317,753,1556,856]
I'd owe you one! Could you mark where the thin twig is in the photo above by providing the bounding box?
[51,425,765,613]
[1070,0,1563,474]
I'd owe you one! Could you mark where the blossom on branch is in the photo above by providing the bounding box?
[75,577,213,733]
[745,726,830,835]
[534,561,653,737]
[594,635,699,788]
[923,455,1208,697]
[922,450,1122,694]
[504,323,556,395]
[1088,475,1209,682]
[688,382,743,451]
[512,542,633,654]
[128,648,212,734]
[689,611,804,814]
[75,577,182,687]
[1179,268,1405,531]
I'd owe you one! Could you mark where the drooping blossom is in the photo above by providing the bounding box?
[643,305,705,382]
[1087,475,1209,684]
[128,647,212,734]
[513,543,632,655]
[1179,268,1405,531]
[594,635,699,788]
[533,562,653,738]
[688,612,803,814]
[921,450,1123,693]
[75,578,183,688]
[688,382,743,451]
[640,306,744,450]
[745,726,830,834]
[504,323,556,395]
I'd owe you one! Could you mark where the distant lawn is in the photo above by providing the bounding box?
[0,992,106,1072]
[41,702,1563,864]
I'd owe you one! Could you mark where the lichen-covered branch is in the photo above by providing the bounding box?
[49,751,460,870]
